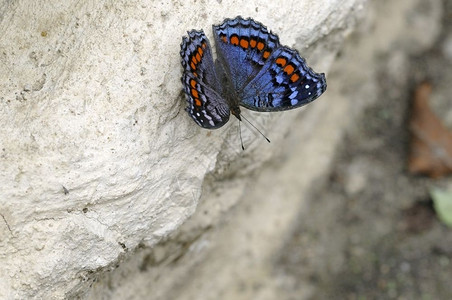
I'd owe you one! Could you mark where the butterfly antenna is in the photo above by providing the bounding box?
[240,114,271,143]
[238,120,245,150]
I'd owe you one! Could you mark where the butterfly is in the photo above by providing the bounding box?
[180,16,327,129]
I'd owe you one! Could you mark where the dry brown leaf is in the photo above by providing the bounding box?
[408,82,452,178]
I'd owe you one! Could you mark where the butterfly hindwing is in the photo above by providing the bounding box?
[239,47,327,111]
[182,73,230,129]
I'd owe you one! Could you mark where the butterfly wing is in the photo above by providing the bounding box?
[212,16,280,93]
[239,47,327,111]
[181,73,230,129]
[213,16,326,112]
[180,30,230,128]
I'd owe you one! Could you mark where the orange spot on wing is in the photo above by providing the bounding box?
[190,79,197,88]
[194,98,202,107]
[284,64,295,75]
[257,42,265,51]
[290,73,300,82]
[263,50,270,59]
[198,46,203,56]
[230,35,239,45]
[250,39,257,48]
[276,57,287,67]
[220,35,227,43]
[191,89,199,98]
[202,42,207,49]
[240,38,249,49]
[195,52,201,62]
[193,72,198,77]
[190,62,196,70]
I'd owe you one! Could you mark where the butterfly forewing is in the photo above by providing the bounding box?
[212,16,280,93]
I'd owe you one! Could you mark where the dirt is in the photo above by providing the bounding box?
[280,1,452,298]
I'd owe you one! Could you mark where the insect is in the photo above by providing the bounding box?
[180,16,327,129]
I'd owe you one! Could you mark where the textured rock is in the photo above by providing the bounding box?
[1,0,366,299]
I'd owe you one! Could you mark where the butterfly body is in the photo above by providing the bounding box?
[180,16,326,129]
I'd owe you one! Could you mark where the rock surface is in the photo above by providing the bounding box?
[1,0,369,299]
